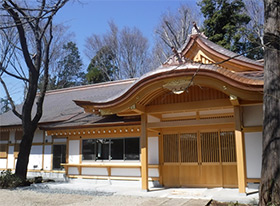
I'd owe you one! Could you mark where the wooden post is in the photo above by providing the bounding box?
[141,113,148,191]
[234,106,246,193]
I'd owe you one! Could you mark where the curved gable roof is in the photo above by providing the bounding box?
[177,34,263,72]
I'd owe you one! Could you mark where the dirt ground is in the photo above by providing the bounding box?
[0,189,211,206]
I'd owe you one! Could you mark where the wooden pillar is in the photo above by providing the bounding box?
[141,113,148,191]
[234,106,246,193]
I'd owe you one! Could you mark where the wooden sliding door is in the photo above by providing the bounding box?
[162,130,237,188]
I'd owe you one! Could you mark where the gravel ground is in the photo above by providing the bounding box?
[0,180,258,206]
[0,186,169,206]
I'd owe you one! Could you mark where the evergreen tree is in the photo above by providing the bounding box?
[198,0,262,59]
[0,97,10,114]
[86,46,117,84]
[39,41,85,90]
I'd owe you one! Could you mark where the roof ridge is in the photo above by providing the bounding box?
[45,78,137,96]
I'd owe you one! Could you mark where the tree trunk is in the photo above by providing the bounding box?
[259,0,280,205]
[15,122,37,179]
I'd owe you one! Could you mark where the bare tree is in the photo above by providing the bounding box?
[153,4,198,66]
[259,0,280,205]
[0,0,69,179]
[85,21,151,81]
[244,0,264,47]
[119,27,150,78]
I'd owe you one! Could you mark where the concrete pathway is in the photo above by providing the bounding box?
[140,198,210,206]
[42,179,259,205]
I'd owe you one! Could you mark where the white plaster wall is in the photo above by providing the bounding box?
[33,130,44,143]
[81,167,108,176]
[245,132,262,178]
[149,168,159,177]
[43,145,52,170]
[147,115,160,123]
[45,134,52,143]
[69,140,80,164]
[9,131,15,143]
[28,145,43,170]
[148,137,159,164]
[0,159,6,168]
[7,146,14,169]
[111,168,141,176]
[68,167,79,175]
[53,138,67,143]
[243,105,263,127]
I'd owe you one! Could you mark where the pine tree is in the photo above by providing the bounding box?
[198,0,262,58]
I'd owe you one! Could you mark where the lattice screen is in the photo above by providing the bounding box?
[163,134,179,162]
[180,133,198,162]
[200,132,220,163]
[220,131,236,162]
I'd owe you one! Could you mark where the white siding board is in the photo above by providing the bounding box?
[148,137,159,164]
[245,132,262,178]
[69,140,80,164]
[43,145,52,170]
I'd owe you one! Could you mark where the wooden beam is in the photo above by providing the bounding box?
[140,113,148,191]
[242,126,263,132]
[234,106,246,194]
[146,99,232,114]
[147,117,234,129]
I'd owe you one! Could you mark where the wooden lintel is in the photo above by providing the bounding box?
[147,117,234,129]
[146,99,232,114]
[46,125,141,137]
[117,111,139,116]
[242,126,263,132]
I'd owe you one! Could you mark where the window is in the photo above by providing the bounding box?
[96,139,110,160]
[111,139,124,160]
[53,144,66,170]
[125,138,139,160]
[82,139,96,160]
[82,137,140,161]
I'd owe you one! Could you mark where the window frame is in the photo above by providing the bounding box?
[82,137,140,162]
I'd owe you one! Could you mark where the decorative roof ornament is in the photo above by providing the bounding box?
[192,21,207,38]
[163,78,192,95]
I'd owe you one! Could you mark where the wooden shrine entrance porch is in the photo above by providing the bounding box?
[141,86,239,189]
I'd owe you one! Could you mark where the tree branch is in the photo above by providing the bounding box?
[2,1,36,74]
[0,75,22,119]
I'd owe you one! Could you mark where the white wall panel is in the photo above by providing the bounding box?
[43,145,52,170]
[68,167,79,175]
[243,105,263,127]
[9,131,15,143]
[245,132,262,178]
[148,168,159,177]
[148,115,160,123]
[33,130,44,143]
[53,138,67,143]
[111,168,140,176]
[81,167,108,176]
[45,135,52,143]
[7,146,14,169]
[148,137,159,164]
[28,145,43,170]
[0,159,6,168]
[69,140,80,164]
